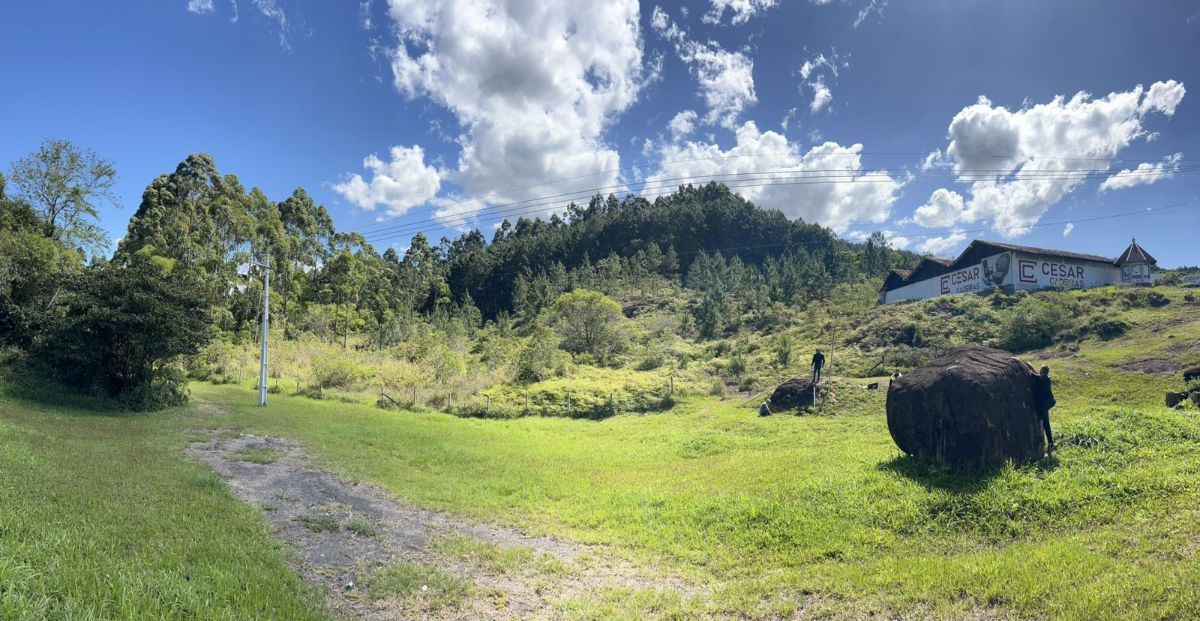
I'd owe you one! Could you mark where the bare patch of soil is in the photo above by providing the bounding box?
[1118,359,1185,374]
[186,433,703,619]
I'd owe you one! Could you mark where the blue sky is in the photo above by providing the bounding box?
[3,0,1198,265]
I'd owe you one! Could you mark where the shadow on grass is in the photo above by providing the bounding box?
[878,453,1060,493]
[0,362,146,417]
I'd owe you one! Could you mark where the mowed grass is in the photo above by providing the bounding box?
[191,356,1200,619]
[0,381,329,620]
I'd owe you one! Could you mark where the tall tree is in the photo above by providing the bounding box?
[7,139,119,256]
[117,154,254,306]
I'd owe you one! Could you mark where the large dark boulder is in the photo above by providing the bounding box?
[769,378,819,410]
[886,347,1046,468]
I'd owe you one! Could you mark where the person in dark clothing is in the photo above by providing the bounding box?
[759,398,772,417]
[1032,365,1056,456]
[811,350,826,383]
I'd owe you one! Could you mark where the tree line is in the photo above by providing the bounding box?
[0,140,916,408]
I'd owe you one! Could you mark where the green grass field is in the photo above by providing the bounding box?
[3,288,1200,619]
[0,383,328,620]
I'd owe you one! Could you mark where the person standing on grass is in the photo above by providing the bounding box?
[1033,365,1057,457]
[811,349,826,383]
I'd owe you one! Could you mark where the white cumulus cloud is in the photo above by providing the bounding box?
[652,6,757,129]
[1099,152,1183,192]
[333,145,442,216]
[912,188,965,228]
[668,110,699,139]
[645,121,904,233]
[798,50,845,115]
[703,0,778,25]
[847,229,910,250]
[188,0,215,14]
[924,80,1186,237]
[1062,222,1074,237]
[381,0,649,210]
[917,229,966,256]
[809,76,832,113]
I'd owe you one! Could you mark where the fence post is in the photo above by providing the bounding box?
[486,395,491,415]
[566,392,571,417]
[669,376,674,396]
[448,392,453,412]
[412,386,417,405]
[609,392,614,416]
[525,391,530,412]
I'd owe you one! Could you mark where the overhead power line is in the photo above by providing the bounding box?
[356,164,1199,244]
[354,150,1200,234]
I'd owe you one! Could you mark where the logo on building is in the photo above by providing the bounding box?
[1018,259,1038,284]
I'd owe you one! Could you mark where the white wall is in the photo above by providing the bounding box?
[1010,252,1120,291]
[883,252,1014,304]
[882,250,1125,304]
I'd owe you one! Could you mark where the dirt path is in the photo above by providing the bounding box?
[186,432,702,619]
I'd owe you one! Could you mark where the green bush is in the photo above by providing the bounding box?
[35,255,212,410]
[311,352,370,389]
[187,339,237,381]
[996,297,1072,352]
[1120,289,1170,309]
[515,326,568,382]
[1079,314,1130,340]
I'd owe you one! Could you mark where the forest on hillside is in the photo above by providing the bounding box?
[0,140,920,409]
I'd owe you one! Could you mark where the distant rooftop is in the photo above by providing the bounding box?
[1115,238,1157,266]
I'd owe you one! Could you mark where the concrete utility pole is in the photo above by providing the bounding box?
[257,254,271,407]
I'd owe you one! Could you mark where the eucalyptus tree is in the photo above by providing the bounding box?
[7,139,119,257]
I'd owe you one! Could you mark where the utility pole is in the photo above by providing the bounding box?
[256,254,271,407]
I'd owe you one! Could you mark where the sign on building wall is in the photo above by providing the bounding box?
[1012,253,1118,290]
[938,253,1012,296]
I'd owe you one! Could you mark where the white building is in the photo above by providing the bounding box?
[880,239,1157,305]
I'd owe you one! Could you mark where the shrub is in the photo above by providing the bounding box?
[774,335,792,366]
[35,255,212,410]
[1120,289,1170,309]
[1080,314,1130,340]
[515,326,568,382]
[187,339,237,381]
[551,289,629,365]
[728,353,747,377]
[311,352,370,390]
[996,297,1072,352]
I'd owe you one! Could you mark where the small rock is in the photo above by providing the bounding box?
[1166,391,1189,408]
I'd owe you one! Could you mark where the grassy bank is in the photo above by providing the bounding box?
[3,283,1199,619]
[0,379,328,620]
[189,360,1200,619]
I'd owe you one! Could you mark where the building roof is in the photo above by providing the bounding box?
[879,269,912,291]
[881,238,1148,293]
[1115,238,1157,266]
[966,240,1116,265]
